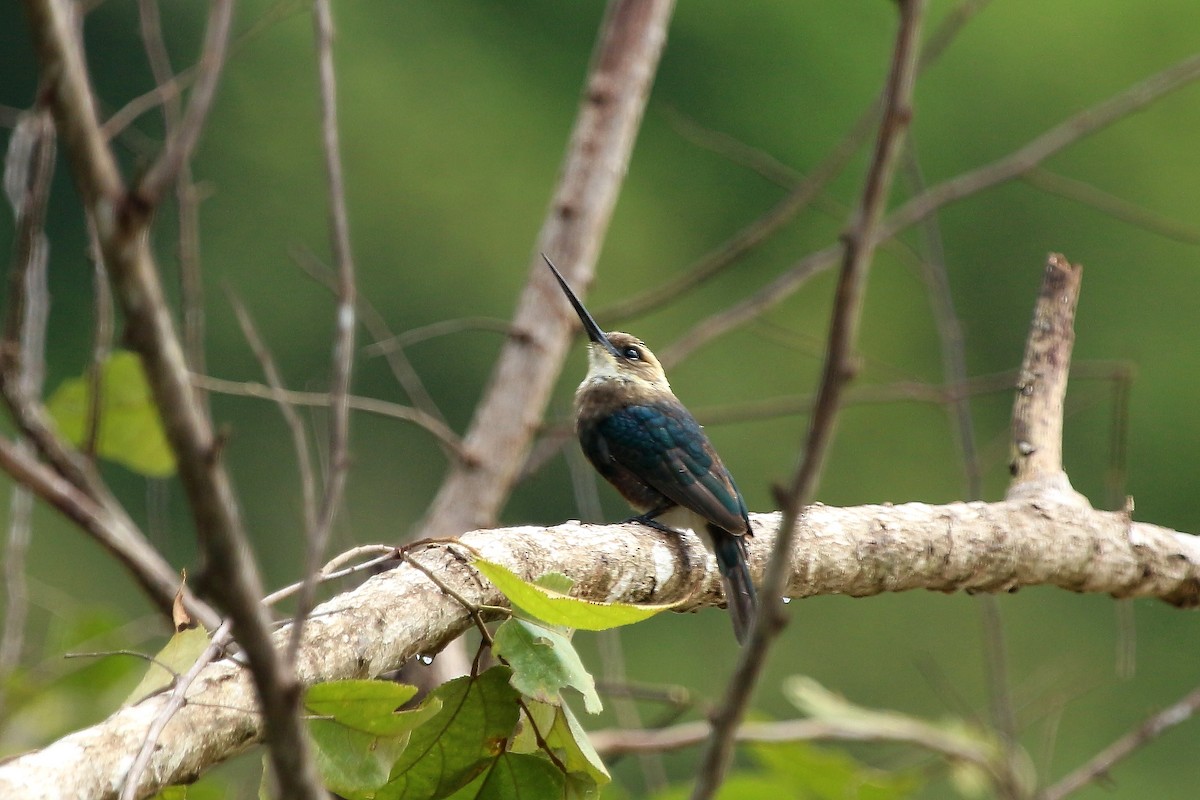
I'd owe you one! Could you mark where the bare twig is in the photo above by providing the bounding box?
[879,51,1200,243]
[190,373,467,459]
[691,4,927,797]
[1023,168,1200,245]
[362,316,515,355]
[290,245,458,454]
[136,0,206,376]
[135,0,233,205]
[82,217,113,458]
[118,619,232,800]
[291,0,359,665]
[226,293,320,537]
[1040,685,1200,800]
[121,545,398,800]
[663,49,1200,367]
[603,0,995,326]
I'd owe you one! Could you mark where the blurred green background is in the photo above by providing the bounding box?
[3,0,1200,797]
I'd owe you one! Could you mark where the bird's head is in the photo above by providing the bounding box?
[543,255,672,392]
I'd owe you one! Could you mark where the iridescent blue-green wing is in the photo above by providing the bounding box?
[595,402,750,535]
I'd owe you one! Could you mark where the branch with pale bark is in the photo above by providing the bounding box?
[0,498,1197,798]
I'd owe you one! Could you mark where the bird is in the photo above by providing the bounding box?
[543,254,758,643]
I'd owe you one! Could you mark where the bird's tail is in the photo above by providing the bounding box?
[709,525,758,645]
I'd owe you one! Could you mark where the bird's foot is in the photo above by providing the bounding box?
[622,514,685,535]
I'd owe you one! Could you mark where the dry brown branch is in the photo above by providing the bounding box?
[692,4,927,797]
[1,498,1197,798]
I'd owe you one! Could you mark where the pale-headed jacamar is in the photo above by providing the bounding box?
[544,255,758,643]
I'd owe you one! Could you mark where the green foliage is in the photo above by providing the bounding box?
[124,625,210,705]
[510,699,608,799]
[45,350,176,477]
[444,752,565,800]
[474,559,673,630]
[377,666,520,800]
[493,619,602,714]
[305,680,443,797]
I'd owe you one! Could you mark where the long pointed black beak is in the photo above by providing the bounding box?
[542,254,623,358]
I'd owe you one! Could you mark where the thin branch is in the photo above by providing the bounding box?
[292,0,359,665]
[663,48,1200,367]
[190,373,468,459]
[226,293,320,538]
[135,0,233,204]
[1022,167,1200,245]
[879,51,1200,243]
[601,0,994,326]
[118,619,232,800]
[121,546,397,800]
[136,0,206,376]
[83,217,112,458]
[599,108,866,325]
[691,4,927,797]
[1040,685,1200,800]
[362,316,515,355]
[291,245,456,451]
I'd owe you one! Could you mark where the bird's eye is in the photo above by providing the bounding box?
[623,346,641,361]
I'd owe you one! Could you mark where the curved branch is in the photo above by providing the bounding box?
[1,494,1197,799]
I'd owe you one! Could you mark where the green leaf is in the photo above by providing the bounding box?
[443,752,564,800]
[511,700,609,796]
[305,681,442,797]
[306,680,422,735]
[124,625,210,705]
[493,619,601,714]
[46,350,176,477]
[378,665,521,800]
[475,559,672,630]
[547,702,609,792]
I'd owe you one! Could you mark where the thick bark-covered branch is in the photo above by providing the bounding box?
[1,495,1197,799]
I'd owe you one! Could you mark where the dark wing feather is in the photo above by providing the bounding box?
[594,402,750,535]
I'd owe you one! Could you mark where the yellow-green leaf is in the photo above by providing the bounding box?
[475,559,672,630]
[46,350,176,477]
[124,625,210,705]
